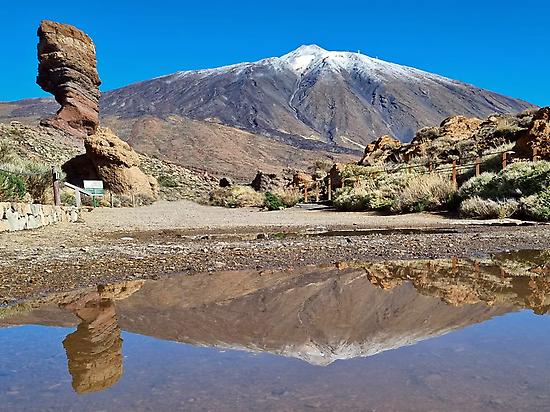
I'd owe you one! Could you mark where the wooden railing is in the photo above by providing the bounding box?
[303,148,540,203]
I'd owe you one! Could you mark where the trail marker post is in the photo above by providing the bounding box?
[475,158,481,177]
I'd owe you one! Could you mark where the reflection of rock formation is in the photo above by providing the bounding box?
[348,251,550,314]
[58,282,143,394]
[63,299,122,394]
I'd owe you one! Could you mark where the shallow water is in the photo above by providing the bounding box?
[1,251,550,411]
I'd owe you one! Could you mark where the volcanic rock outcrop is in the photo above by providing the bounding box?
[37,20,101,136]
[359,135,402,165]
[35,20,159,200]
[358,108,550,166]
[514,107,550,159]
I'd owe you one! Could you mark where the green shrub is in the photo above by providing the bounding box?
[157,175,178,188]
[521,190,550,221]
[459,161,550,201]
[0,171,26,201]
[60,190,76,206]
[264,192,285,210]
[458,172,497,199]
[333,187,372,211]
[493,161,550,198]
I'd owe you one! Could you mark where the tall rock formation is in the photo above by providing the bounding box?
[36,20,158,200]
[37,20,101,136]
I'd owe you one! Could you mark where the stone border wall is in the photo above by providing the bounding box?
[0,202,79,233]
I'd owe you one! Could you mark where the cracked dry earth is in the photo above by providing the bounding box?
[1,200,550,304]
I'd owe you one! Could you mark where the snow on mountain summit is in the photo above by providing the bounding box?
[274,44,456,84]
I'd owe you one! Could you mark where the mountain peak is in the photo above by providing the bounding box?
[280,44,329,74]
[291,44,327,55]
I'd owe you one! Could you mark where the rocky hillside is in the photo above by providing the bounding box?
[359,106,549,166]
[0,121,217,202]
[2,45,534,179]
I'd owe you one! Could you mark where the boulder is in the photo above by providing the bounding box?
[82,127,158,199]
[37,20,101,137]
[251,170,293,192]
[514,107,550,160]
[436,115,482,141]
[292,170,314,188]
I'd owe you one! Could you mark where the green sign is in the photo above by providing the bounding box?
[83,180,104,196]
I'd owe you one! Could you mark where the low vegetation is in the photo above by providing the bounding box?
[210,185,265,208]
[334,168,456,214]
[210,185,303,210]
[0,140,53,203]
[331,159,550,221]
[456,161,550,220]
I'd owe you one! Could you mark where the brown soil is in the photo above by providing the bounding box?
[1,200,549,303]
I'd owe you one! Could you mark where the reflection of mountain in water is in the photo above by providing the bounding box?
[1,252,549,370]
[115,267,508,365]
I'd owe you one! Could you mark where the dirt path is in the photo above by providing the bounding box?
[83,200,452,232]
[1,200,549,303]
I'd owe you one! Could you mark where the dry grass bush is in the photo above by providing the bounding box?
[21,162,53,204]
[333,171,454,213]
[210,185,265,208]
[273,187,302,207]
[392,174,456,213]
[460,196,519,219]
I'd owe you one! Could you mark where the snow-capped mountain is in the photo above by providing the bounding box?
[100,44,532,149]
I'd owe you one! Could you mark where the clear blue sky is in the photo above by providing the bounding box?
[1,0,548,106]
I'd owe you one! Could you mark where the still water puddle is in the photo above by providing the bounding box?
[1,250,550,411]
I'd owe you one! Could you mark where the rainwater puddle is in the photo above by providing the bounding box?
[1,250,550,411]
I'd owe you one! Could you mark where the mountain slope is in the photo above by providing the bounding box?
[101,45,533,148]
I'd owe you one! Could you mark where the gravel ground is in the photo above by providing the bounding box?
[1,200,550,303]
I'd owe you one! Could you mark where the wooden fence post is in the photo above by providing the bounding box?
[451,160,457,188]
[315,181,320,203]
[51,166,61,206]
[475,157,481,177]
[327,176,332,201]
[74,188,81,208]
[533,147,539,162]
